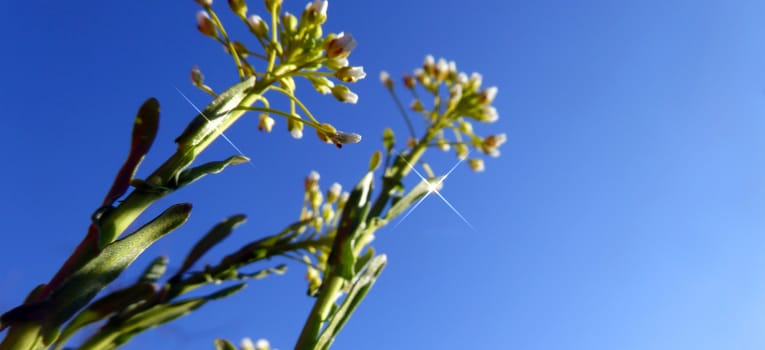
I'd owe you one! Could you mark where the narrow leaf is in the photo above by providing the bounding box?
[102,98,160,206]
[238,264,288,280]
[138,256,169,283]
[317,254,387,350]
[328,172,374,280]
[175,77,256,150]
[175,155,250,188]
[174,214,247,279]
[39,203,191,343]
[215,338,238,350]
[53,282,156,350]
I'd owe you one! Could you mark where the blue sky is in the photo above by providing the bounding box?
[2,1,765,349]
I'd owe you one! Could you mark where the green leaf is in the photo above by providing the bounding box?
[368,150,382,171]
[173,214,247,280]
[382,127,395,154]
[215,338,238,350]
[317,254,387,350]
[175,155,250,188]
[79,284,246,349]
[102,98,160,206]
[328,172,374,280]
[53,282,156,350]
[238,264,288,280]
[175,77,256,150]
[139,256,169,283]
[38,203,191,344]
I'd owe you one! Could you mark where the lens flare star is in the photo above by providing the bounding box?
[394,154,476,231]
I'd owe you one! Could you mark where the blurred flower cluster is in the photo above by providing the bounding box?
[380,55,505,172]
[297,170,349,295]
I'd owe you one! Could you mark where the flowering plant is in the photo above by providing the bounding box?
[0,1,503,349]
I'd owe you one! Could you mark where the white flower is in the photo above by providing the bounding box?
[379,70,393,90]
[331,131,362,145]
[481,86,498,104]
[479,105,498,123]
[331,85,358,104]
[336,66,366,83]
[306,0,328,16]
[326,32,357,59]
[241,337,255,350]
[456,72,468,85]
[255,338,271,350]
[190,65,203,85]
[468,72,483,89]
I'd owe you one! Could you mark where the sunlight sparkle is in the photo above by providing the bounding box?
[394,154,475,231]
[174,87,255,169]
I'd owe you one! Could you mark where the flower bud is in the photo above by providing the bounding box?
[455,143,468,160]
[247,14,269,38]
[437,138,450,151]
[321,203,335,222]
[402,73,416,89]
[282,12,298,34]
[327,182,342,203]
[458,120,473,134]
[326,32,357,59]
[468,158,485,172]
[305,170,320,191]
[379,70,394,90]
[410,99,423,112]
[308,76,334,94]
[479,86,498,104]
[310,190,323,211]
[456,72,468,85]
[336,66,366,83]
[486,133,506,147]
[303,0,328,25]
[435,57,448,82]
[337,192,350,211]
[467,72,483,90]
[383,127,395,152]
[241,337,255,350]
[315,123,336,144]
[190,65,204,86]
[228,0,248,19]
[448,83,462,108]
[331,85,358,104]
[258,114,274,132]
[196,11,217,38]
[330,131,362,147]
[195,0,213,7]
[478,105,498,123]
[423,54,436,76]
[255,339,271,350]
[324,57,349,71]
[447,60,458,81]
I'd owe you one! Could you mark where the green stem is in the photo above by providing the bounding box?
[294,272,344,350]
[0,322,43,350]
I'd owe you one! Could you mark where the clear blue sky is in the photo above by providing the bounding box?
[2,1,765,349]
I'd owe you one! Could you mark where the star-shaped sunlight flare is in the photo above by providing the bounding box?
[393,154,476,231]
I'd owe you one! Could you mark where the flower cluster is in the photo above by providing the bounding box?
[192,0,365,147]
[380,55,504,171]
[297,170,349,295]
